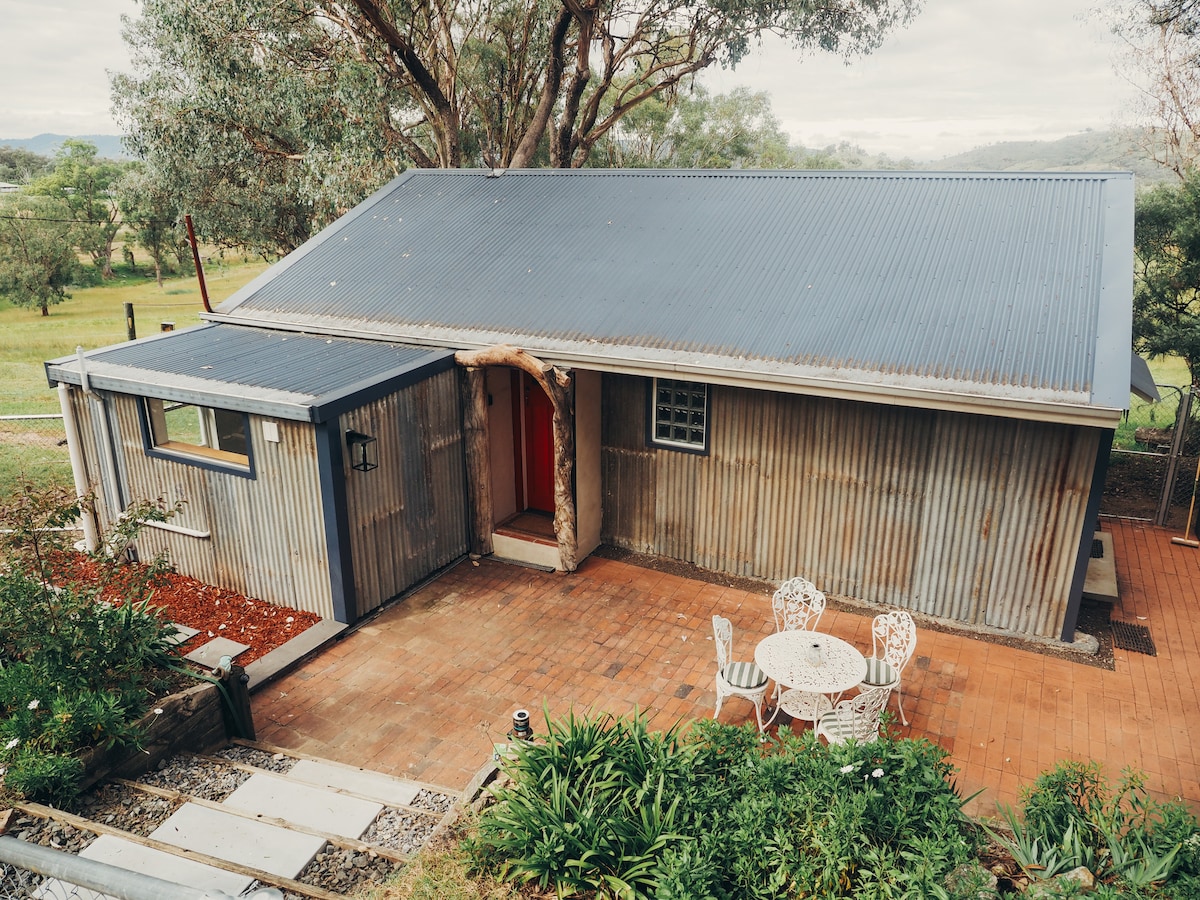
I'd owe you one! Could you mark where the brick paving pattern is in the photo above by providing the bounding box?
[252,517,1200,817]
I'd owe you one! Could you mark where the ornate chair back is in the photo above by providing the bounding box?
[771,577,826,632]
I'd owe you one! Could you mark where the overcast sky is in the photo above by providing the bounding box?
[0,0,1140,162]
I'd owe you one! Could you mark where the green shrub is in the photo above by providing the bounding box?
[470,710,976,899]
[984,760,1199,896]
[0,482,182,805]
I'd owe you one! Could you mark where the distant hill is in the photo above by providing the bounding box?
[926,129,1174,187]
[0,129,1177,186]
[0,133,131,161]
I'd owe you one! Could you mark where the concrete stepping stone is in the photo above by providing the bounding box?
[149,802,325,878]
[165,623,200,647]
[224,772,382,839]
[37,834,254,900]
[287,758,422,807]
[183,636,251,668]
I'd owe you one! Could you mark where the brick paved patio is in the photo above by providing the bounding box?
[252,517,1199,816]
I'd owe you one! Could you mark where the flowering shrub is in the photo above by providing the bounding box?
[0,483,181,805]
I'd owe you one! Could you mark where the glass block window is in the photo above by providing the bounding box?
[651,379,708,450]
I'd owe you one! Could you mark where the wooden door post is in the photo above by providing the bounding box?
[455,345,578,571]
[460,366,495,556]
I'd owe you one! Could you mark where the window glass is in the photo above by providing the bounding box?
[651,379,708,450]
[144,398,250,469]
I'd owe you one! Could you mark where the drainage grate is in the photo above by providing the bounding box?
[1111,621,1156,656]
[1091,539,1104,559]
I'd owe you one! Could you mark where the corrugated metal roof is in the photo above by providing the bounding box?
[45,324,455,422]
[211,169,1134,421]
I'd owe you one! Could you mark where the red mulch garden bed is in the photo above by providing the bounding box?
[50,551,322,666]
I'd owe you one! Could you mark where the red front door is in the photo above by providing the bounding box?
[522,376,556,513]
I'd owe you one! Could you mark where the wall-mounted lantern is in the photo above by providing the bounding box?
[345,429,378,472]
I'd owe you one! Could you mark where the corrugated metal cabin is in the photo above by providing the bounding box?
[47,169,1135,641]
[46,325,467,622]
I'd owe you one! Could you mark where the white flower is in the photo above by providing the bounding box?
[5,738,19,750]
[839,764,856,774]
[27,699,39,710]
[872,768,884,778]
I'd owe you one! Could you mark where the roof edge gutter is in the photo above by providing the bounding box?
[200,312,1124,429]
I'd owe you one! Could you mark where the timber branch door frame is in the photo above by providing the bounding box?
[512,369,555,513]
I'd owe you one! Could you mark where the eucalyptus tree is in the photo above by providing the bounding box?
[1109,0,1200,177]
[0,195,81,316]
[116,164,188,287]
[27,141,127,278]
[112,0,919,253]
[0,147,53,185]
[597,86,799,168]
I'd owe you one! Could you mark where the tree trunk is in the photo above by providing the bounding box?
[455,345,578,571]
[459,366,494,556]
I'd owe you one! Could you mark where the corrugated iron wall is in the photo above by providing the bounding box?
[342,368,468,618]
[98,393,335,618]
[601,375,1098,638]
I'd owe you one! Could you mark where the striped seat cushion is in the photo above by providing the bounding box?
[722,661,768,690]
[861,658,898,687]
[817,712,880,744]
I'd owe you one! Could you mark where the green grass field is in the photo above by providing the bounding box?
[0,259,269,412]
[0,259,269,491]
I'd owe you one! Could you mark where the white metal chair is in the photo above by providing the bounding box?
[769,577,828,711]
[814,686,892,745]
[712,615,769,732]
[857,610,917,725]
[771,577,826,633]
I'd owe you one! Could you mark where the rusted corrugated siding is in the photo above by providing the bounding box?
[105,394,335,618]
[600,375,1097,639]
[342,369,467,617]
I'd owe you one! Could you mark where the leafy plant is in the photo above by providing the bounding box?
[470,707,689,898]
[986,760,1199,895]
[470,711,976,898]
[0,482,183,804]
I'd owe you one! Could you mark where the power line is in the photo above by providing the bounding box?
[0,213,178,225]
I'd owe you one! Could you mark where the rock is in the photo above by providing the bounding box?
[944,862,997,898]
[1025,867,1096,897]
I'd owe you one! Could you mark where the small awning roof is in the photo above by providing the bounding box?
[44,323,455,423]
[1130,354,1160,404]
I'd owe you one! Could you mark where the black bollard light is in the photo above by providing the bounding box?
[511,708,532,741]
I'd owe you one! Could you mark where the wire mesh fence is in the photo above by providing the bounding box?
[0,837,284,899]
[1112,385,1186,451]
[0,413,73,498]
[1103,386,1199,528]
[0,862,91,900]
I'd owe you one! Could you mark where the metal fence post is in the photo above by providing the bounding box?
[1156,386,1194,526]
[0,836,284,899]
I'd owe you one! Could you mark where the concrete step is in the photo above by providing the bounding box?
[23,741,461,899]
[286,758,423,808]
[149,801,327,878]
[224,771,383,839]
[37,834,256,900]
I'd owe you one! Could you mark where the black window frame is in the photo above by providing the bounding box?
[138,397,256,478]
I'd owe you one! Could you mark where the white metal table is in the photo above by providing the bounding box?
[755,631,868,726]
